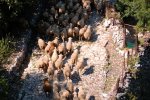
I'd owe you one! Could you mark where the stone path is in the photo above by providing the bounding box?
[18,11,123,100]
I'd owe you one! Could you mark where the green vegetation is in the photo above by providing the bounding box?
[115,0,150,31]
[0,36,15,66]
[128,55,139,78]
[0,76,9,100]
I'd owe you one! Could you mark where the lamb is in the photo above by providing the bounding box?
[58,42,66,55]
[66,37,73,53]
[73,27,79,37]
[76,58,84,75]
[63,63,71,80]
[47,61,54,77]
[70,49,79,64]
[79,25,88,41]
[51,47,58,63]
[77,18,85,28]
[55,54,63,71]
[53,91,60,100]
[38,38,46,50]
[83,25,92,40]
[43,78,52,95]
[66,79,74,93]
[78,86,86,100]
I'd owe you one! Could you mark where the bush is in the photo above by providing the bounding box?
[0,36,15,66]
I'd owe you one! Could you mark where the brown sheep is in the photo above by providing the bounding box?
[73,27,79,37]
[53,91,60,100]
[83,25,92,40]
[76,58,84,75]
[51,47,58,63]
[45,41,55,56]
[59,89,70,100]
[73,92,79,100]
[78,86,86,100]
[79,25,88,41]
[73,3,80,11]
[70,49,79,64]
[67,23,74,37]
[66,37,73,53]
[53,37,59,47]
[59,4,65,14]
[58,42,66,55]
[63,63,71,80]
[43,78,52,95]
[47,61,54,77]
[66,79,74,93]
[53,80,59,92]
[55,54,63,71]
[38,38,46,50]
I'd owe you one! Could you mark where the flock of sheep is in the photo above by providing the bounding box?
[36,0,104,99]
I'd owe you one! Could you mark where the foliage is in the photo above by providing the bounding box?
[0,76,9,100]
[0,36,15,65]
[115,0,150,31]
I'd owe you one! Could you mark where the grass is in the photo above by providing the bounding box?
[0,35,15,66]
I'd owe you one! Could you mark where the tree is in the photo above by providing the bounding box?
[115,0,150,31]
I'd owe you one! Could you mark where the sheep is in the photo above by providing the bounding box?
[37,57,46,69]
[73,3,80,11]
[53,91,60,100]
[79,25,88,41]
[66,37,73,53]
[43,78,52,95]
[61,28,68,42]
[83,25,92,40]
[73,27,79,37]
[70,49,79,64]
[67,23,74,37]
[58,4,65,14]
[68,58,74,70]
[77,18,85,28]
[47,61,54,77]
[45,41,55,56]
[73,92,79,100]
[82,9,89,21]
[66,79,74,93]
[69,12,75,20]
[38,38,46,50]
[76,6,83,14]
[37,55,49,73]
[71,13,79,26]
[51,47,58,63]
[63,63,71,80]
[53,37,59,47]
[55,54,63,71]
[82,0,91,12]
[76,58,84,75]
[59,89,70,100]
[58,42,66,55]
[78,86,86,100]
[53,80,59,92]
[50,6,56,15]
